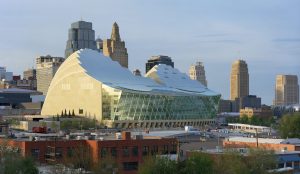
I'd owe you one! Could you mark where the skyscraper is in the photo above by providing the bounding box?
[36,55,64,95]
[145,55,174,73]
[274,75,299,106]
[230,59,249,100]
[65,21,96,58]
[189,61,207,87]
[23,68,36,80]
[103,22,128,68]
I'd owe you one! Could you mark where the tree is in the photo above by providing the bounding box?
[72,109,75,116]
[62,143,93,172]
[213,151,249,174]
[279,112,300,138]
[246,148,276,174]
[92,156,119,174]
[181,152,213,174]
[240,115,249,124]
[138,157,177,174]
[0,140,38,174]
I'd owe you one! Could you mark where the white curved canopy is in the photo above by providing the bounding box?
[76,49,219,96]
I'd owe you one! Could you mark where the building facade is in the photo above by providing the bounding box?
[36,55,64,95]
[230,60,249,100]
[65,21,97,58]
[274,75,299,106]
[218,99,232,113]
[0,67,13,81]
[239,107,272,118]
[145,55,174,74]
[0,88,35,108]
[1,132,178,174]
[103,22,128,68]
[41,49,220,128]
[23,68,36,80]
[189,61,207,87]
[18,68,37,90]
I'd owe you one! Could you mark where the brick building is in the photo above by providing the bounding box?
[0,131,178,174]
[223,137,300,152]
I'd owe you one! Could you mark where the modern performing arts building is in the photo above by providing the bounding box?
[41,49,221,128]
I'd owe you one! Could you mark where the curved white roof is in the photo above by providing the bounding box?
[145,64,219,96]
[75,49,219,96]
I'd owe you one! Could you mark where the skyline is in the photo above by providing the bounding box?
[0,0,299,105]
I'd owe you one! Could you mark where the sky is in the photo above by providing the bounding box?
[0,0,299,105]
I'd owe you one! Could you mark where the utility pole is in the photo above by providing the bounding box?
[255,128,258,148]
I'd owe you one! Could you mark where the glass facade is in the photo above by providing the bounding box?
[102,86,220,121]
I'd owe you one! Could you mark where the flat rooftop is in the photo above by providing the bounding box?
[226,137,300,145]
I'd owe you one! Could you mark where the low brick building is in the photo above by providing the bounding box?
[0,131,178,174]
[223,137,300,152]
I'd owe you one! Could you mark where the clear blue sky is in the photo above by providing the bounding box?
[0,0,299,105]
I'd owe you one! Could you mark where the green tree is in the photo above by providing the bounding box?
[92,156,119,174]
[279,112,300,138]
[0,140,38,174]
[249,116,259,125]
[246,148,276,174]
[240,115,249,124]
[138,157,177,174]
[213,151,249,174]
[181,152,213,174]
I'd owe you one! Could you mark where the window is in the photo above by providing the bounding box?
[67,147,73,157]
[123,162,138,171]
[132,146,138,156]
[79,109,83,114]
[170,144,177,154]
[55,147,63,159]
[101,147,108,158]
[31,148,40,159]
[142,146,149,156]
[151,145,158,155]
[111,147,117,157]
[123,146,129,157]
[163,145,169,154]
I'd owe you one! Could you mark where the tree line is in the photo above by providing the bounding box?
[139,148,277,174]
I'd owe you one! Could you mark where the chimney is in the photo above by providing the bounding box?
[122,131,131,140]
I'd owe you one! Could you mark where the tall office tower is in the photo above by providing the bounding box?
[36,55,64,95]
[23,69,36,80]
[189,61,207,87]
[65,21,96,58]
[145,55,174,73]
[230,59,249,100]
[20,68,37,90]
[0,67,13,81]
[103,22,128,68]
[274,75,299,106]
